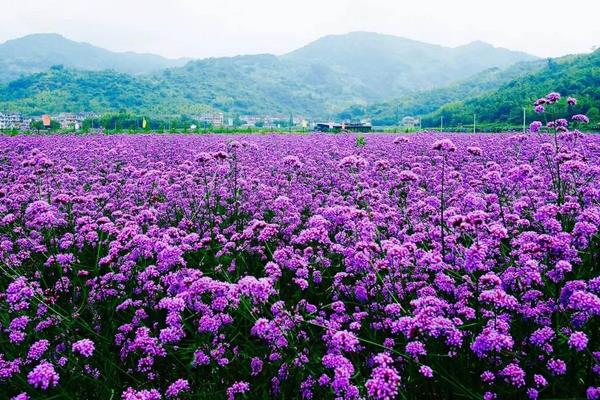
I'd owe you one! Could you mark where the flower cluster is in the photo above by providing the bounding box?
[1,126,599,399]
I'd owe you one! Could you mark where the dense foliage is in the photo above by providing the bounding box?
[421,50,600,127]
[337,50,600,129]
[337,60,547,125]
[0,61,361,117]
[0,66,215,116]
[155,55,364,116]
[1,94,600,399]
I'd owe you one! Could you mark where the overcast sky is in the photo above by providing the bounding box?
[1,0,599,59]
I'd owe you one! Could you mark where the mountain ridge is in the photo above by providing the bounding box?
[0,31,556,119]
[282,31,538,98]
[0,33,190,83]
[337,59,549,124]
[420,49,600,127]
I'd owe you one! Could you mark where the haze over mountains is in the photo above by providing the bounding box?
[0,31,597,126]
[0,33,190,83]
[283,32,537,97]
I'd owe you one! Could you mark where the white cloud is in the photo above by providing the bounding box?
[1,0,599,58]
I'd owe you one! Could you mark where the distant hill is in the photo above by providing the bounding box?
[0,31,547,117]
[420,49,600,127]
[0,65,214,116]
[3,50,596,124]
[0,58,364,116]
[153,54,369,116]
[337,59,548,124]
[147,32,539,114]
[283,32,538,99]
[0,33,189,83]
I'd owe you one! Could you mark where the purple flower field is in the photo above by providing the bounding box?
[1,113,600,397]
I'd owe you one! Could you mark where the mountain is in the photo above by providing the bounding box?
[338,59,548,125]
[283,32,538,100]
[3,49,596,124]
[420,49,600,127]
[0,33,189,83]
[0,58,364,116]
[0,31,541,117]
[153,54,369,116]
[0,65,214,116]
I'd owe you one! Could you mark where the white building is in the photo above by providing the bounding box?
[402,116,421,128]
[55,112,101,129]
[239,115,261,127]
[195,112,224,127]
[0,112,23,130]
[20,118,32,131]
[56,113,81,129]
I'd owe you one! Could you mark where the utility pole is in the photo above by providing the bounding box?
[522,108,526,133]
[440,116,444,132]
[473,114,476,134]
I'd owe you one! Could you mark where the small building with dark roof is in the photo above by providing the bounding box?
[314,122,372,133]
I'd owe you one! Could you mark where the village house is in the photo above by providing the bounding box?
[42,114,52,128]
[0,112,23,130]
[56,113,82,129]
[239,115,292,128]
[402,116,421,128]
[51,112,100,129]
[20,118,32,131]
[239,115,262,127]
[195,112,224,127]
[314,121,372,133]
